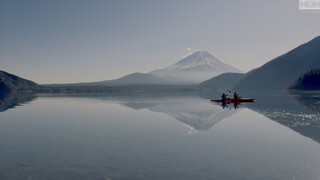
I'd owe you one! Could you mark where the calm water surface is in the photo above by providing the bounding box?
[0,93,320,180]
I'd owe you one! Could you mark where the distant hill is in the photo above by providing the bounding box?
[45,72,171,87]
[199,72,245,90]
[0,70,41,94]
[150,51,242,84]
[234,36,320,92]
[100,72,170,85]
[289,69,320,90]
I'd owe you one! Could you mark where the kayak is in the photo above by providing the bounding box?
[211,98,254,103]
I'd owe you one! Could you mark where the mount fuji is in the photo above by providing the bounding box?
[150,51,242,84]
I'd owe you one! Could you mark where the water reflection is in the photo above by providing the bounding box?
[217,101,254,110]
[1,91,320,143]
[88,92,320,143]
[0,92,36,112]
[290,91,320,112]
[121,96,238,132]
[248,92,320,143]
[1,92,320,179]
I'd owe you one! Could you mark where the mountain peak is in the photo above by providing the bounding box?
[190,50,214,57]
[167,51,222,70]
[150,51,242,84]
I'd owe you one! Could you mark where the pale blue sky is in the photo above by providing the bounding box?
[1,0,320,83]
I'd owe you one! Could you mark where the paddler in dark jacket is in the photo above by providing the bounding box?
[221,93,227,101]
[233,92,239,99]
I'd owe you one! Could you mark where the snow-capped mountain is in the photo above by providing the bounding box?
[150,51,242,84]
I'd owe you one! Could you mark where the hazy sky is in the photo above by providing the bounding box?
[1,0,320,83]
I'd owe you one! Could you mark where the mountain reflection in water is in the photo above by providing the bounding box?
[0,92,37,112]
[1,91,319,143]
[94,92,320,143]
[122,96,238,132]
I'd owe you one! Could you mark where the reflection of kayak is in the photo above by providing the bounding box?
[211,98,254,103]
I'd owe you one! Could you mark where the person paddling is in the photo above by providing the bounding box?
[221,93,227,101]
[233,92,239,99]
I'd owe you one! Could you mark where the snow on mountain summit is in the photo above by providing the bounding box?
[167,51,222,70]
[150,51,242,84]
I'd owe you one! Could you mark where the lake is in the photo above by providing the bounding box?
[0,92,320,180]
